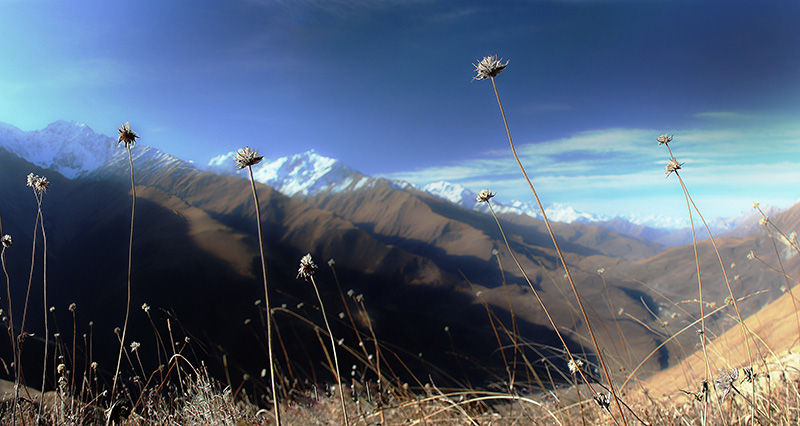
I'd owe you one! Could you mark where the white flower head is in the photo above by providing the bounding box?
[665,158,684,177]
[657,133,673,145]
[296,253,318,281]
[476,189,496,203]
[472,55,509,81]
[234,146,264,169]
[130,341,141,352]
[1,234,12,248]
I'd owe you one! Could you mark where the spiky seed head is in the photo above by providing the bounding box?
[130,341,141,352]
[657,133,673,145]
[665,158,684,177]
[568,358,584,375]
[752,201,760,209]
[472,55,508,81]
[27,173,51,194]
[234,146,264,169]
[117,122,139,148]
[476,189,496,203]
[1,234,12,248]
[297,253,318,281]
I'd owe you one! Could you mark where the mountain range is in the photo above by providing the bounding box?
[0,120,796,390]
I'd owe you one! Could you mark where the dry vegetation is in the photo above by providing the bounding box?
[0,56,799,425]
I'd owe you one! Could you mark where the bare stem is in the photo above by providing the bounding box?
[489,75,627,426]
[310,275,349,426]
[112,144,136,399]
[247,165,282,426]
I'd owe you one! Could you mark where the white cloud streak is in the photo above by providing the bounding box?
[382,125,800,219]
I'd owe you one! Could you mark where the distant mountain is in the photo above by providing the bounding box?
[2,120,793,388]
[207,149,375,196]
[0,121,115,178]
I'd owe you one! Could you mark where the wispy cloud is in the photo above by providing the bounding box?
[382,125,800,219]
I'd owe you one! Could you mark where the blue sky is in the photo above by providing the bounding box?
[1,0,799,220]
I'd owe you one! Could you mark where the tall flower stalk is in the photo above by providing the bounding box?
[22,173,51,420]
[1,232,16,422]
[297,253,349,426]
[112,122,139,399]
[474,55,627,425]
[234,146,282,426]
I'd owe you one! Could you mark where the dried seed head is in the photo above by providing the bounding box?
[297,253,318,281]
[68,303,76,312]
[476,189,496,203]
[665,158,684,177]
[714,368,738,399]
[117,122,139,148]
[27,173,50,193]
[759,217,769,227]
[472,55,508,81]
[657,133,673,145]
[130,341,141,352]
[1,234,12,248]
[141,303,150,313]
[234,146,264,169]
[597,268,605,275]
[752,201,760,209]
[567,358,584,375]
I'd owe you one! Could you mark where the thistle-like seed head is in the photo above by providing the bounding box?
[117,122,139,148]
[27,173,51,194]
[476,189,496,203]
[665,158,684,177]
[297,253,318,281]
[234,146,264,169]
[130,341,141,352]
[472,55,508,81]
[657,133,673,145]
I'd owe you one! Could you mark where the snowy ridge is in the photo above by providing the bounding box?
[0,121,116,178]
[206,149,368,197]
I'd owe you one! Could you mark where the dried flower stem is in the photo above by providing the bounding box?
[245,164,282,426]
[112,142,136,399]
[487,74,627,425]
[309,274,349,426]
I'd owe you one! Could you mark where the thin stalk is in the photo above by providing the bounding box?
[246,165,281,426]
[112,144,135,398]
[489,75,627,426]
[309,275,349,426]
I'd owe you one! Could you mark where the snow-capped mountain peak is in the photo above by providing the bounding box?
[422,181,480,207]
[206,149,371,197]
[0,120,116,178]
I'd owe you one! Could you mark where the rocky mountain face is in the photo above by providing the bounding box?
[0,120,795,390]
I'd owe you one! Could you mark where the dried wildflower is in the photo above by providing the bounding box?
[57,364,66,374]
[491,248,499,256]
[593,392,611,410]
[714,368,739,399]
[759,217,769,227]
[657,133,674,145]
[1,234,12,248]
[130,341,141,352]
[567,358,584,375]
[91,361,98,370]
[297,253,318,281]
[476,189,496,203]
[665,158,684,177]
[746,251,755,260]
[752,202,760,209]
[743,366,757,383]
[597,268,605,275]
[327,258,335,267]
[472,55,508,81]
[27,173,50,193]
[234,146,264,169]
[141,303,150,313]
[68,303,76,312]
[117,122,139,148]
